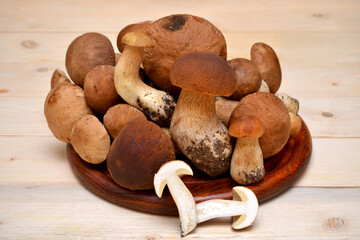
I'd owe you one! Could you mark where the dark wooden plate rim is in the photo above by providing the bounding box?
[67,119,312,216]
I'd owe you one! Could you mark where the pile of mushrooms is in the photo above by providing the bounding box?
[44,13,303,237]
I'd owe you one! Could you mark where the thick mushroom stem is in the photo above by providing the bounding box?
[289,112,302,139]
[154,161,197,237]
[196,187,258,229]
[114,33,176,126]
[215,97,239,127]
[231,138,264,185]
[170,90,232,177]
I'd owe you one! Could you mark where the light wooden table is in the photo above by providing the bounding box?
[1,0,359,239]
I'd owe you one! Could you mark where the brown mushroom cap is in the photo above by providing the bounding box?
[170,52,237,97]
[65,32,115,87]
[50,69,72,89]
[44,84,93,143]
[107,119,175,190]
[116,21,153,53]
[103,104,147,139]
[84,65,121,115]
[143,14,227,95]
[227,58,262,100]
[251,42,281,93]
[229,115,264,139]
[70,114,110,164]
[230,92,290,158]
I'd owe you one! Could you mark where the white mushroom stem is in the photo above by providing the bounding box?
[275,93,299,115]
[114,37,175,126]
[154,161,197,237]
[289,112,302,139]
[258,80,270,93]
[231,138,265,185]
[196,187,258,229]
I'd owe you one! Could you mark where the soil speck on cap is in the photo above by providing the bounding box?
[21,40,38,49]
[163,15,187,31]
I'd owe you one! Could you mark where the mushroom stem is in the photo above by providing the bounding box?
[171,89,232,177]
[215,97,239,127]
[114,33,176,126]
[289,112,302,139]
[231,137,265,185]
[275,93,299,115]
[258,80,270,93]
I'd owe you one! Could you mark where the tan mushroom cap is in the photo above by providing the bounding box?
[227,58,262,100]
[117,21,153,52]
[44,84,93,143]
[122,32,153,48]
[84,65,121,115]
[107,119,175,190]
[65,32,115,87]
[230,92,290,158]
[229,115,265,139]
[251,42,281,93]
[103,104,147,139]
[170,52,237,97]
[143,14,227,95]
[70,114,110,164]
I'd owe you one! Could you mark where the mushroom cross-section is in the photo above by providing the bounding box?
[170,52,237,177]
[196,186,259,229]
[114,32,176,126]
[154,160,197,237]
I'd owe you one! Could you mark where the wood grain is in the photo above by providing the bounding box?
[67,119,311,215]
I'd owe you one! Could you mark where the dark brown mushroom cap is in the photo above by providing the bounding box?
[143,14,227,95]
[65,32,115,87]
[116,21,153,52]
[107,119,175,190]
[170,52,237,96]
[229,115,264,139]
[227,58,262,100]
[230,92,290,158]
[251,42,281,93]
[84,65,121,115]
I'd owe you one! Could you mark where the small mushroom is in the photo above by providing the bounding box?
[251,42,281,93]
[70,114,110,164]
[107,119,175,190]
[114,32,176,126]
[228,115,265,185]
[215,97,240,127]
[170,52,237,177]
[116,21,153,53]
[103,103,147,139]
[196,186,259,229]
[143,14,227,95]
[230,92,290,159]
[50,69,71,89]
[227,58,262,100]
[65,32,115,87]
[83,65,121,115]
[154,160,197,237]
[44,84,92,143]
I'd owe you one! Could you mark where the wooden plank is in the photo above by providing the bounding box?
[0,96,359,137]
[0,184,359,239]
[0,32,359,97]
[0,136,359,187]
[0,0,359,33]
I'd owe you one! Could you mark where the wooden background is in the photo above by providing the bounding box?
[0,0,359,239]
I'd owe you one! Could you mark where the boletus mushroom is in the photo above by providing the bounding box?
[65,32,115,87]
[170,52,237,177]
[143,14,227,95]
[107,119,175,190]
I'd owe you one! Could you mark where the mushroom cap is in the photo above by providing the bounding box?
[103,104,147,139]
[44,84,93,143]
[65,32,115,87]
[232,186,259,229]
[170,52,237,96]
[227,58,262,100]
[251,42,281,93]
[117,21,153,52]
[122,32,153,48]
[143,14,227,95]
[228,115,264,139]
[70,114,110,164]
[84,65,121,115]
[50,69,71,89]
[230,92,290,158]
[107,119,175,190]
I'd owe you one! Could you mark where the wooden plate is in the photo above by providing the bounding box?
[67,119,312,216]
